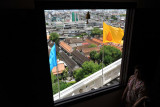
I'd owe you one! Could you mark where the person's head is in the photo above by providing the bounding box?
[134,65,144,80]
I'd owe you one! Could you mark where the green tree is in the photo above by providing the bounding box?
[49,32,60,45]
[73,46,122,83]
[52,80,76,95]
[91,27,103,37]
[62,68,68,80]
[90,51,97,62]
[74,68,84,82]
[99,45,122,65]
[94,53,100,63]
[80,33,87,37]
[111,15,118,20]
[88,44,96,48]
[51,72,57,83]
[73,61,101,82]
[82,61,100,74]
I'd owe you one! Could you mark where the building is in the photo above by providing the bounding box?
[65,38,83,44]
[59,41,73,54]
[60,51,79,71]
[72,12,79,22]
[85,39,100,46]
[82,47,101,57]
[71,50,89,66]
[52,63,65,75]
[76,44,90,51]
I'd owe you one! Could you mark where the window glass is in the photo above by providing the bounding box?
[45,9,126,101]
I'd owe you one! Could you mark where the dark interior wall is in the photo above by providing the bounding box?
[0,0,35,9]
[0,10,54,107]
[128,9,160,106]
[69,89,124,107]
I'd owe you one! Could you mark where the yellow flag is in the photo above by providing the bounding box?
[103,22,124,44]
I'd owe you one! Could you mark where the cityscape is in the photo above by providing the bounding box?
[45,9,126,100]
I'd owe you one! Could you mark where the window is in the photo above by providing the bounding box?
[37,1,135,106]
[45,9,127,101]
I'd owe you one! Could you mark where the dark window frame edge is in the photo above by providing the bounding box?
[120,8,135,86]
[54,84,121,106]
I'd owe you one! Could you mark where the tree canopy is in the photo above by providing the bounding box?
[88,44,97,48]
[91,27,103,37]
[73,61,103,82]
[49,32,60,44]
[99,45,122,65]
[111,15,118,20]
[51,72,76,95]
[90,51,97,62]
[90,45,122,65]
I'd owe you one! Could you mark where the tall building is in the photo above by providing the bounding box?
[72,12,78,22]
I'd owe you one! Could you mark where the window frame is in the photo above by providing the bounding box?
[35,1,136,106]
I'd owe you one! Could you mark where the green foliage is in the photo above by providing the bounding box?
[90,45,122,65]
[120,14,126,17]
[82,61,100,74]
[90,51,100,63]
[73,46,121,82]
[106,16,109,20]
[51,72,57,83]
[111,15,118,20]
[62,69,68,80]
[73,61,101,82]
[74,35,83,38]
[74,33,87,38]
[67,81,76,86]
[99,45,122,65]
[88,44,96,48]
[94,53,100,63]
[46,23,48,25]
[56,52,60,59]
[74,68,84,82]
[52,80,76,95]
[49,32,60,44]
[91,27,103,37]
[90,51,97,62]
[80,33,87,36]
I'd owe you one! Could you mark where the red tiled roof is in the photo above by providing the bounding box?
[92,38,122,51]
[92,38,103,45]
[82,47,100,54]
[65,38,83,44]
[109,42,122,51]
[82,42,89,45]
[92,38,108,46]
[85,39,99,46]
[52,63,65,75]
[60,41,73,53]
[77,44,90,51]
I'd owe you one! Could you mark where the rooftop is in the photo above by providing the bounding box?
[85,39,100,46]
[60,51,78,71]
[76,44,90,51]
[82,47,101,54]
[52,63,65,75]
[59,41,73,53]
[65,38,83,44]
[71,50,89,66]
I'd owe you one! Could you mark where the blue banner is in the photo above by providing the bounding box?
[49,43,57,72]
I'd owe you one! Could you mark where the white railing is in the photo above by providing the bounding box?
[53,58,122,101]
